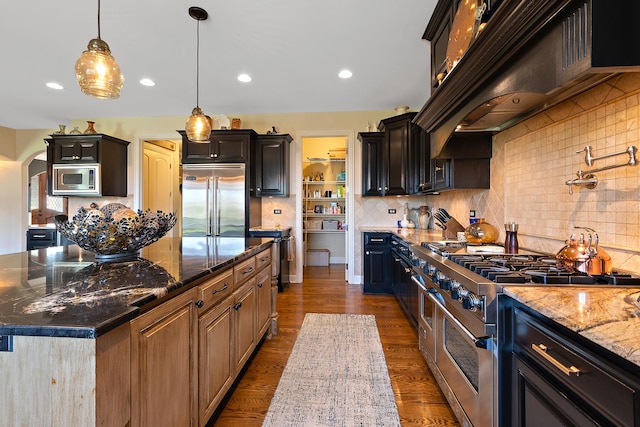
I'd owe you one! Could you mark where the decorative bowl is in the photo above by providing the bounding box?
[55,202,177,259]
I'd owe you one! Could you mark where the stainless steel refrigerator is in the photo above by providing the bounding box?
[181,163,261,237]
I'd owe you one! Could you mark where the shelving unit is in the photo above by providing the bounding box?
[302,153,347,265]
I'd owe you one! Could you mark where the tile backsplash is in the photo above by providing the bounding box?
[432,72,640,273]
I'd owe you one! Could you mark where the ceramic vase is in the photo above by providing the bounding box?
[83,121,97,134]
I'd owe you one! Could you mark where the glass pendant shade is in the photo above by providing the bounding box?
[185,107,212,142]
[75,38,124,99]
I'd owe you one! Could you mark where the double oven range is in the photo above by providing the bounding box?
[410,241,640,427]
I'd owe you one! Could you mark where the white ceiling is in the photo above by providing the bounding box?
[0,0,437,130]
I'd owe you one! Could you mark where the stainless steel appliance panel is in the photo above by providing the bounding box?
[182,164,245,237]
[434,295,495,427]
[52,163,100,195]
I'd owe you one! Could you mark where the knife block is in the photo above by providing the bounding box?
[442,218,465,239]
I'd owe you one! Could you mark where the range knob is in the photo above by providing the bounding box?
[449,280,462,297]
[439,278,452,291]
[453,287,468,300]
[462,293,483,312]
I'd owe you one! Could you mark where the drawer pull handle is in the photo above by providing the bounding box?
[258,281,264,288]
[31,234,48,238]
[195,300,204,308]
[243,267,254,275]
[212,283,228,295]
[233,302,242,311]
[531,343,581,376]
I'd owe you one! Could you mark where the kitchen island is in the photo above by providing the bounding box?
[0,236,275,427]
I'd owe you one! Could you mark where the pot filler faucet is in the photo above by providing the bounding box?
[565,145,637,194]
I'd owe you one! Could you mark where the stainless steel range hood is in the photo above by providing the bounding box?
[415,0,640,158]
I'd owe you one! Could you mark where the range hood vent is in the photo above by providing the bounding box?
[415,0,640,158]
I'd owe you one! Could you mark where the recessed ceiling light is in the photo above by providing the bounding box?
[237,74,252,83]
[139,78,156,87]
[46,82,64,90]
[338,70,353,79]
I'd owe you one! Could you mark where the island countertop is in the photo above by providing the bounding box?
[0,237,272,339]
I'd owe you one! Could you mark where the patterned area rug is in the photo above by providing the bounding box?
[262,313,401,427]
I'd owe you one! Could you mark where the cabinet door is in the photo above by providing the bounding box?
[255,267,272,338]
[414,129,432,193]
[53,138,99,163]
[254,135,291,197]
[363,233,392,293]
[211,133,249,162]
[512,355,599,427]
[363,248,392,293]
[233,279,256,373]
[384,120,410,195]
[432,158,450,190]
[183,140,215,163]
[198,296,234,426]
[130,288,198,427]
[359,132,384,196]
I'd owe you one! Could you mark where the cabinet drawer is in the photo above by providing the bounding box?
[514,305,639,427]
[198,269,233,313]
[27,229,56,241]
[255,248,271,272]
[234,257,256,286]
[364,232,390,246]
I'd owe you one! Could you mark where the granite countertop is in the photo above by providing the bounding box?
[504,286,640,366]
[0,237,272,339]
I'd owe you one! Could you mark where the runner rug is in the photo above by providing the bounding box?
[262,313,401,427]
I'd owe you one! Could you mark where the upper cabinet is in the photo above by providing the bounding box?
[46,134,128,165]
[44,134,130,197]
[358,132,384,196]
[253,134,292,197]
[360,113,429,196]
[179,130,257,164]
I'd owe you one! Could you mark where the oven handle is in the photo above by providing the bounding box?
[427,292,493,350]
[411,275,438,294]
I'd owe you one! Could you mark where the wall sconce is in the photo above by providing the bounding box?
[75,0,124,99]
[185,6,212,143]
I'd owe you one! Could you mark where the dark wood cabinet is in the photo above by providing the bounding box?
[179,129,257,164]
[253,134,292,197]
[358,132,384,196]
[431,132,492,192]
[360,113,427,197]
[53,137,100,163]
[44,134,129,197]
[47,134,128,165]
[413,129,432,193]
[363,232,392,293]
[503,299,640,427]
[380,113,417,196]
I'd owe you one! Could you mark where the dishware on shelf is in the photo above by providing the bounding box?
[53,125,66,135]
[69,126,82,134]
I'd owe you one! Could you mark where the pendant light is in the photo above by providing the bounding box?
[185,6,212,143]
[75,0,124,99]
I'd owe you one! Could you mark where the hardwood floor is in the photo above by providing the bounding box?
[210,265,459,426]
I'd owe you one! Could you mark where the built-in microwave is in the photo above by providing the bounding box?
[52,163,101,195]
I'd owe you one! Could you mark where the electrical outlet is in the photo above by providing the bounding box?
[0,335,13,352]
[388,209,396,214]
[273,209,282,214]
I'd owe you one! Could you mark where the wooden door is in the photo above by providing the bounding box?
[143,142,174,231]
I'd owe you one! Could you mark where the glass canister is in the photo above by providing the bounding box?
[464,218,498,244]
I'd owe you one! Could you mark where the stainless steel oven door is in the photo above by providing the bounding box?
[413,274,437,363]
[433,294,495,427]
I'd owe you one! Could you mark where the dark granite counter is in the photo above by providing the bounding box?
[0,237,272,339]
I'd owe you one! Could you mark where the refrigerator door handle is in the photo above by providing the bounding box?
[206,176,212,236]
